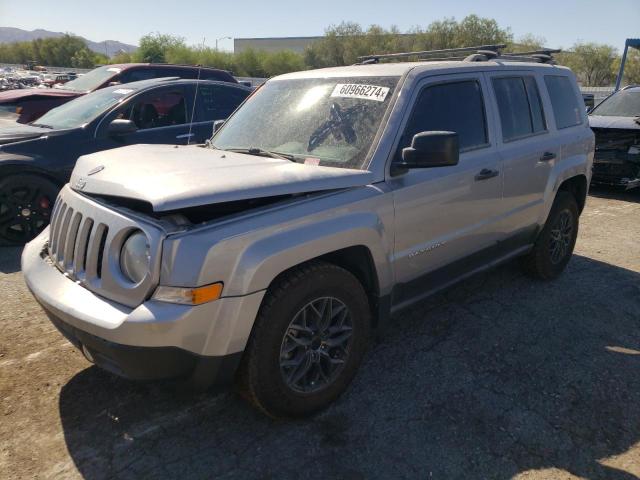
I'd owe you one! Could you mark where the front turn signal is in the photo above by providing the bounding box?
[152,282,223,305]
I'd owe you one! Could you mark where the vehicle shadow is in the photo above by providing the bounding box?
[0,246,23,274]
[589,185,640,204]
[58,254,640,479]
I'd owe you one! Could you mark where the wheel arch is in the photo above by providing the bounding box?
[0,163,65,188]
[558,174,588,214]
[266,245,387,328]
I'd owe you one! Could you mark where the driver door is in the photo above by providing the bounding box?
[96,85,194,148]
[388,73,504,303]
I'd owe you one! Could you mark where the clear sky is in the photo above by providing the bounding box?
[1,0,638,52]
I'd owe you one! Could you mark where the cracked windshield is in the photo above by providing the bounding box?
[212,76,400,169]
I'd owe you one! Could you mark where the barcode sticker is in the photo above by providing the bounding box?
[331,84,390,102]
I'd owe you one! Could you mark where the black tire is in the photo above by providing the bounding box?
[521,191,579,280]
[236,261,371,418]
[0,174,59,245]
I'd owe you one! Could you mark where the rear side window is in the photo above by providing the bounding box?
[121,69,155,82]
[402,80,488,152]
[196,85,250,121]
[492,76,547,141]
[544,75,582,129]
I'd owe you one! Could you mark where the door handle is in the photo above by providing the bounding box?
[176,133,195,139]
[475,168,499,181]
[539,151,556,162]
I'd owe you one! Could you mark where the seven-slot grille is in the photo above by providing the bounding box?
[48,197,108,281]
[44,185,162,308]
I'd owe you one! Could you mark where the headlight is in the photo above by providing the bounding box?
[120,231,150,283]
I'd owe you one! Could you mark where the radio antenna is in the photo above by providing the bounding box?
[186,36,205,145]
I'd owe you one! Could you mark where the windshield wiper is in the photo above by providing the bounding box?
[224,147,297,162]
[30,123,53,129]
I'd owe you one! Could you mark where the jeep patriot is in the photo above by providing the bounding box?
[22,47,594,417]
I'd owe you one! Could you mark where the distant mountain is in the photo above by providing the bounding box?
[0,27,137,57]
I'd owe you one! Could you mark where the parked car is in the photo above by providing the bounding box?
[22,49,593,418]
[41,73,72,88]
[0,63,238,124]
[0,78,251,244]
[588,85,640,189]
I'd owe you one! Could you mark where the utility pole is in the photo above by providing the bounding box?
[215,36,232,51]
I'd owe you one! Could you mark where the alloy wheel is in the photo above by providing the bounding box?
[0,182,54,244]
[549,209,573,264]
[279,296,353,394]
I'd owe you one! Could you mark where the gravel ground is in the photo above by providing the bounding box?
[1,188,639,480]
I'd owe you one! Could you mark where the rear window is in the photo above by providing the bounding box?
[493,76,546,141]
[544,75,582,129]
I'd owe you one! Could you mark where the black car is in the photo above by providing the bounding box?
[589,85,640,190]
[0,78,251,244]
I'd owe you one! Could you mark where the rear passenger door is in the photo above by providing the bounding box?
[390,74,504,293]
[486,71,555,235]
[188,84,250,143]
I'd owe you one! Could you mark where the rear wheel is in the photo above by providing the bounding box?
[521,191,579,280]
[236,261,371,418]
[0,174,58,245]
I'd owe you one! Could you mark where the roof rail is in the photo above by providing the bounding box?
[355,45,560,65]
[357,44,507,63]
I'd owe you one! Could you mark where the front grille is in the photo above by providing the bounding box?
[49,201,107,281]
[46,186,163,308]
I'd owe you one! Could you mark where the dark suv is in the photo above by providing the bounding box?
[0,78,251,244]
[0,64,237,124]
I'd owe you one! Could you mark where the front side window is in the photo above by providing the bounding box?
[544,75,582,129]
[400,80,488,153]
[212,76,399,169]
[118,89,187,130]
[493,76,547,141]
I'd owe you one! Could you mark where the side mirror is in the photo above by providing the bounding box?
[108,119,138,136]
[213,119,225,134]
[395,131,459,172]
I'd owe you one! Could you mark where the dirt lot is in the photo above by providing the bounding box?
[1,189,639,480]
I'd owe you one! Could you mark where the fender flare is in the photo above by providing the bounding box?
[223,211,393,297]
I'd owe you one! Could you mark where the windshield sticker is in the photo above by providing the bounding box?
[331,84,390,102]
[112,88,134,95]
[107,67,122,73]
[304,157,321,166]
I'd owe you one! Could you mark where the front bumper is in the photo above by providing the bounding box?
[22,230,265,383]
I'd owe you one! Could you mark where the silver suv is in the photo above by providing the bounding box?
[22,48,594,418]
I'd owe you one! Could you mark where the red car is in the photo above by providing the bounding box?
[0,63,237,123]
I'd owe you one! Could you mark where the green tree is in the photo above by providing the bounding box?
[562,42,618,86]
[612,48,640,86]
[261,50,305,76]
[135,33,186,63]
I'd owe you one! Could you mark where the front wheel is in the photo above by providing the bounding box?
[521,191,579,280]
[0,174,59,245]
[236,261,371,418]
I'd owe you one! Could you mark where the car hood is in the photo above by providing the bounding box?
[589,115,640,130]
[0,124,49,145]
[70,144,374,212]
[0,88,81,103]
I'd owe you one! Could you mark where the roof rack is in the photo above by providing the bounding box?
[355,45,560,65]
